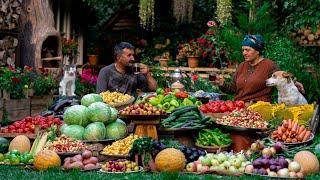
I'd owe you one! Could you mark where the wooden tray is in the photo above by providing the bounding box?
[0,133,36,139]
[195,143,231,153]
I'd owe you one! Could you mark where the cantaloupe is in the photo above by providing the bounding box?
[34,150,61,170]
[294,151,319,175]
[155,148,186,172]
[8,135,31,153]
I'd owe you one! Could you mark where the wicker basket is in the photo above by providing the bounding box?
[109,96,135,110]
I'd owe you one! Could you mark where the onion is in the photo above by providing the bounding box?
[285,158,292,164]
[277,168,289,177]
[288,161,301,173]
[262,148,273,157]
[258,168,267,175]
[289,171,297,178]
[270,165,277,172]
[278,158,289,168]
[251,143,258,151]
[270,147,277,155]
[273,142,284,152]
[245,165,254,174]
[296,172,304,178]
[268,171,278,177]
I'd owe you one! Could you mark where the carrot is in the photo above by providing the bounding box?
[292,138,297,143]
[272,134,277,139]
[282,134,287,141]
[303,131,311,141]
[283,120,288,128]
[286,138,292,143]
[281,126,287,132]
[288,119,292,130]
[291,121,298,133]
[298,129,307,141]
[298,125,305,134]
[277,127,283,136]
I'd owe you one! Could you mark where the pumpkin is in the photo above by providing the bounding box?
[34,150,61,170]
[8,135,31,153]
[294,151,319,175]
[155,148,186,172]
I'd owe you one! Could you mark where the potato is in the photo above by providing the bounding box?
[73,154,83,162]
[63,160,72,169]
[83,157,98,165]
[70,161,84,169]
[82,150,92,159]
[64,157,71,164]
[83,163,97,170]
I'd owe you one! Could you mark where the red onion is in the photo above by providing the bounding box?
[273,142,284,152]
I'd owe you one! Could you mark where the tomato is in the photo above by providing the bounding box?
[211,106,219,113]
[8,125,15,130]
[47,116,54,121]
[10,129,16,133]
[54,118,61,125]
[25,116,33,122]
[200,106,208,113]
[235,100,245,108]
[29,125,35,130]
[13,121,20,127]
[24,128,30,132]
[220,105,228,113]
[17,129,24,133]
[3,129,9,133]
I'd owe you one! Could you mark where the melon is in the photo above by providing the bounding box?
[8,135,31,153]
[34,150,61,170]
[294,151,319,175]
[0,137,9,153]
[155,148,186,172]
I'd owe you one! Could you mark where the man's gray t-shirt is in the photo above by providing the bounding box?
[96,63,149,95]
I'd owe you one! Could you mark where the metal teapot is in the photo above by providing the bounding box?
[170,68,183,82]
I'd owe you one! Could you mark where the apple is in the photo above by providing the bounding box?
[186,162,196,172]
[201,165,210,173]
[210,159,219,166]
[196,164,203,172]
[201,158,211,166]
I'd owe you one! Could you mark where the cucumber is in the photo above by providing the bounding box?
[170,106,199,117]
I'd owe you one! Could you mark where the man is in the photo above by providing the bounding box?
[96,42,157,95]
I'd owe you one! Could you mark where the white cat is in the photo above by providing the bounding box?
[59,64,76,96]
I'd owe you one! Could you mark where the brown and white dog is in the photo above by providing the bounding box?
[266,71,307,106]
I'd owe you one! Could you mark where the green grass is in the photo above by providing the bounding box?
[0,165,320,180]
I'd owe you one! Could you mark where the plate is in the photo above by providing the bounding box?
[99,166,143,173]
[272,133,314,146]
[195,143,231,153]
[118,114,168,120]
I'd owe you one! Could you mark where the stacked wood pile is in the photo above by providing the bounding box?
[291,25,320,46]
[0,0,22,30]
[0,36,18,66]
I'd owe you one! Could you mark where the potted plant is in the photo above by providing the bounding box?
[158,51,170,67]
[87,47,100,66]
[177,40,205,68]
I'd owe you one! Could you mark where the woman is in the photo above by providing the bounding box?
[215,34,304,103]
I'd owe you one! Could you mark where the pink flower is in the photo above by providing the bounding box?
[207,21,217,27]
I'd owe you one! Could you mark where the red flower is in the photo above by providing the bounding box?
[207,21,217,27]
[191,74,199,81]
[8,65,16,72]
[11,77,21,83]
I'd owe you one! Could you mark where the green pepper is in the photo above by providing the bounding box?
[149,97,161,106]
[195,100,202,106]
[157,94,164,102]
[170,99,179,107]
[157,104,163,109]
[166,106,176,113]
[188,96,197,103]
[163,94,173,103]
[156,88,165,95]
[182,98,194,106]
[162,102,171,110]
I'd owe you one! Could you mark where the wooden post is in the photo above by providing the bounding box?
[19,0,62,69]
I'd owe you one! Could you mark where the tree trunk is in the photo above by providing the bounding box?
[19,0,62,69]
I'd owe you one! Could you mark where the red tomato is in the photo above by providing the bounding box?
[220,105,228,113]
[30,125,35,130]
[8,125,15,130]
[13,121,20,127]
[17,129,23,133]
[200,106,208,113]
[235,100,245,108]
[25,116,33,122]
[3,129,9,133]
[54,118,62,125]
[10,129,16,133]
[24,127,30,132]
[212,106,220,113]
